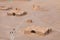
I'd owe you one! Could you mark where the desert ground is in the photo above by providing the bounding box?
[0,0,60,40]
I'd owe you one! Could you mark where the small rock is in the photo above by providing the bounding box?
[32,4,40,11]
[24,25,52,37]
[26,19,32,23]
[7,8,27,16]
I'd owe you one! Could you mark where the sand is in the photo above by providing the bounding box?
[0,0,60,40]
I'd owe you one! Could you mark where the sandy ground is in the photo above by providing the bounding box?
[0,0,60,40]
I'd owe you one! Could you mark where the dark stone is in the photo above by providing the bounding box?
[12,13,16,16]
[31,30,36,33]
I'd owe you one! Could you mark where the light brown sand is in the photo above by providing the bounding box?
[0,0,60,40]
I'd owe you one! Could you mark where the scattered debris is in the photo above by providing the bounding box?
[7,8,27,16]
[24,25,52,37]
